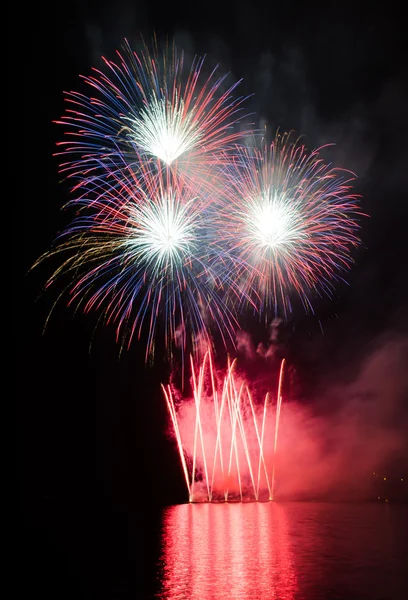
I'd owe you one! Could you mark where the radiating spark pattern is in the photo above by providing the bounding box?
[55,38,249,190]
[126,188,197,267]
[128,93,202,165]
[163,352,286,502]
[35,37,364,362]
[35,167,238,360]
[217,133,363,315]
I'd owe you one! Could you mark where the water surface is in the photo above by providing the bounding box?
[156,502,407,599]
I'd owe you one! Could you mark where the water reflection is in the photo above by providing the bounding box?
[156,502,407,600]
[157,502,297,599]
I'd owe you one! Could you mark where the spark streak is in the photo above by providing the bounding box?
[163,352,286,502]
[217,133,363,316]
[56,39,249,190]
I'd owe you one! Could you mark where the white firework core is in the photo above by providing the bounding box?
[246,190,303,252]
[128,94,202,164]
[126,190,198,269]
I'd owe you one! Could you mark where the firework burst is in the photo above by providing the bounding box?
[56,38,249,192]
[216,132,363,316]
[34,36,364,361]
[35,165,238,360]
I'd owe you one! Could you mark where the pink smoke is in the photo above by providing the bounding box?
[165,332,407,501]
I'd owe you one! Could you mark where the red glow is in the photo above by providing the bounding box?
[163,352,285,502]
[158,503,297,599]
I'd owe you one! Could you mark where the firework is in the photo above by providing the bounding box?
[56,38,249,191]
[35,165,238,360]
[35,38,255,360]
[35,36,364,361]
[216,133,363,316]
[163,351,286,502]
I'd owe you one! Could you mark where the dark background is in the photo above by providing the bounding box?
[15,1,407,598]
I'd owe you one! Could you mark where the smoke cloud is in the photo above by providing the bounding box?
[167,328,407,501]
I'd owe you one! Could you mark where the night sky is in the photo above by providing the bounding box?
[16,1,407,597]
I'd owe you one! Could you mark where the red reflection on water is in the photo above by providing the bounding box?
[157,503,298,599]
